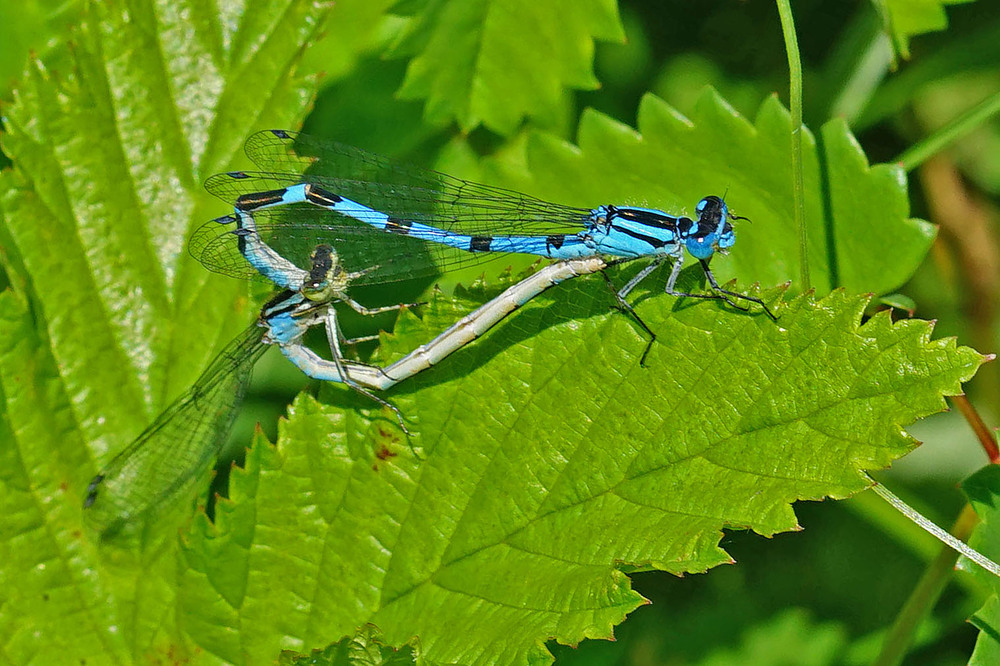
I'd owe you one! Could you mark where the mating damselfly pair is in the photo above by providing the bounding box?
[84,129,775,534]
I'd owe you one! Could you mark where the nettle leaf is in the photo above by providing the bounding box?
[387,0,625,134]
[878,0,976,60]
[0,277,111,658]
[298,0,399,82]
[0,0,330,662]
[181,273,983,664]
[276,624,418,665]
[492,89,935,299]
[962,466,1000,665]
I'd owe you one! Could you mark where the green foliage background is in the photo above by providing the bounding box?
[1,1,999,665]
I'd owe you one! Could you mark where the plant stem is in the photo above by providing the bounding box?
[775,0,810,290]
[951,394,1000,463]
[872,501,980,666]
[897,89,1000,171]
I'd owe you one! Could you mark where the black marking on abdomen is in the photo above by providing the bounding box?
[236,189,288,211]
[546,235,566,252]
[306,184,342,206]
[470,236,493,252]
[386,217,413,234]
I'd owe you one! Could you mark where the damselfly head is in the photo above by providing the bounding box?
[685,196,736,258]
[695,195,727,225]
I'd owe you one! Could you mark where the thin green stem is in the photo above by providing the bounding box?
[896,89,1000,172]
[870,481,999,577]
[775,0,809,289]
[871,499,981,666]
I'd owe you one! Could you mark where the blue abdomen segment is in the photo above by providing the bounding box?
[260,302,302,346]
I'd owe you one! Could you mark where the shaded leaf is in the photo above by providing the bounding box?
[277,624,418,665]
[857,14,1000,131]
[388,0,624,134]
[298,0,399,83]
[877,0,976,60]
[699,609,847,666]
[963,465,1000,665]
[0,0,79,102]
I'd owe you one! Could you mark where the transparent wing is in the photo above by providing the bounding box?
[84,324,268,535]
[238,129,592,232]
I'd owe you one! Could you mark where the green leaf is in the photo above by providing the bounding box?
[491,89,935,297]
[878,292,918,315]
[0,0,330,662]
[699,609,847,666]
[277,625,418,665]
[180,281,983,664]
[298,0,399,83]
[387,0,625,134]
[875,0,976,60]
[0,277,113,658]
[0,0,79,102]
[963,466,1000,665]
